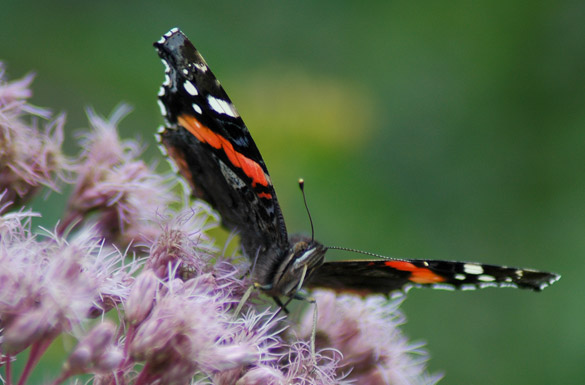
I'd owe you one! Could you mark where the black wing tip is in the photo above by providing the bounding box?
[533,271,561,291]
[153,28,194,58]
[153,28,203,68]
[154,27,183,48]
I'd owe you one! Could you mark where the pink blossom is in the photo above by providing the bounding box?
[146,203,220,279]
[60,105,176,249]
[0,62,443,385]
[298,290,442,385]
[125,269,159,326]
[128,274,262,384]
[65,321,122,374]
[0,212,138,351]
[0,65,69,207]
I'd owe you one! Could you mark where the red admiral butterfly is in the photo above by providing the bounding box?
[154,28,559,304]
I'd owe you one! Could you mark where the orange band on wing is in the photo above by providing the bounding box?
[178,114,269,189]
[384,261,446,284]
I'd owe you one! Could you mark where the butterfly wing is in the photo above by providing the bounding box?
[154,28,289,261]
[306,259,560,295]
[154,29,560,299]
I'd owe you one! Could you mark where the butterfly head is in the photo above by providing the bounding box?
[262,236,327,298]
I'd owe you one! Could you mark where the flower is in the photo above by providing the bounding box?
[145,204,255,305]
[0,64,69,207]
[125,269,159,326]
[65,321,122,375]
[146,203,220,279]
[0,61,443,385]
[237,341,348,385]
[0,212,137,355]
[128,275,264,385]
[297,290,442,385]
[60,105,176,248]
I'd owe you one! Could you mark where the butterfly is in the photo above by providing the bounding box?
[154,28,559,306]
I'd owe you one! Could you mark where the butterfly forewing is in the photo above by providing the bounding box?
[155,28,289,264]
[306,259,560,295]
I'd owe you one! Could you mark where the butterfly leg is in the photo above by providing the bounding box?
[271,296,290,314]
[234,283,262,319]
[287,264,319,357]
[232,283,258,319]
[309,298,318,357]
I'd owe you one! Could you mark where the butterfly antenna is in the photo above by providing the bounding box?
[298,179,315,242]
[327,245,390,259]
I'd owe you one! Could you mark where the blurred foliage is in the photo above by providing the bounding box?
[1,0,584,384]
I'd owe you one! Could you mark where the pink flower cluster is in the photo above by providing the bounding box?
[0,65,68,207]
[0,65,440,385]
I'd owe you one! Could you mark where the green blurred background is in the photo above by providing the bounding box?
[2,0,583,383]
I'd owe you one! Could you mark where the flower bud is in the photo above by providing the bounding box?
[236,366,285,385]
[3,308,55,354]
[66,321,117,373]
[125,270,158,325]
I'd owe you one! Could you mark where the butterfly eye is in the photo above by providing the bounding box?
[292,244,326,271]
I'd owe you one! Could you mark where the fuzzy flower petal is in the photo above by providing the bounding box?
[0,211,138,354]
[145,204,254,304]
[61,105,176,249]
[66,321,120,374]
[146,203,220,280]
[0,65,69,207]
[282,341,348,385]
[125,269,159,326]
[235,365,286,385]
[298,290,442,385]
[129,274,262,385]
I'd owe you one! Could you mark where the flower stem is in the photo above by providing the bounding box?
[133,363,154,385]
[5,354,13,385]
[17,338,54,385]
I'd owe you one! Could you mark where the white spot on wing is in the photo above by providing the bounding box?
[163,74,171,86]
[157,143,168,156]
[192,103,202,114]
[478,274,496,282]
[429,283,456,291]
[184,81,198,96]
[463,263,484,275]
[165,157,179,174]
[207,95,239,117]
[158,87,165,97]
[454,274,466,281]
[165,28,178,37]
[161,59,171,73]
[157,100,167,116]
[195,62,208,72]
[207,96,222,114]
[478,282,499,289]
[182,68,189,76]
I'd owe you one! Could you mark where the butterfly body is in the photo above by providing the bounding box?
[154,28,559,301]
